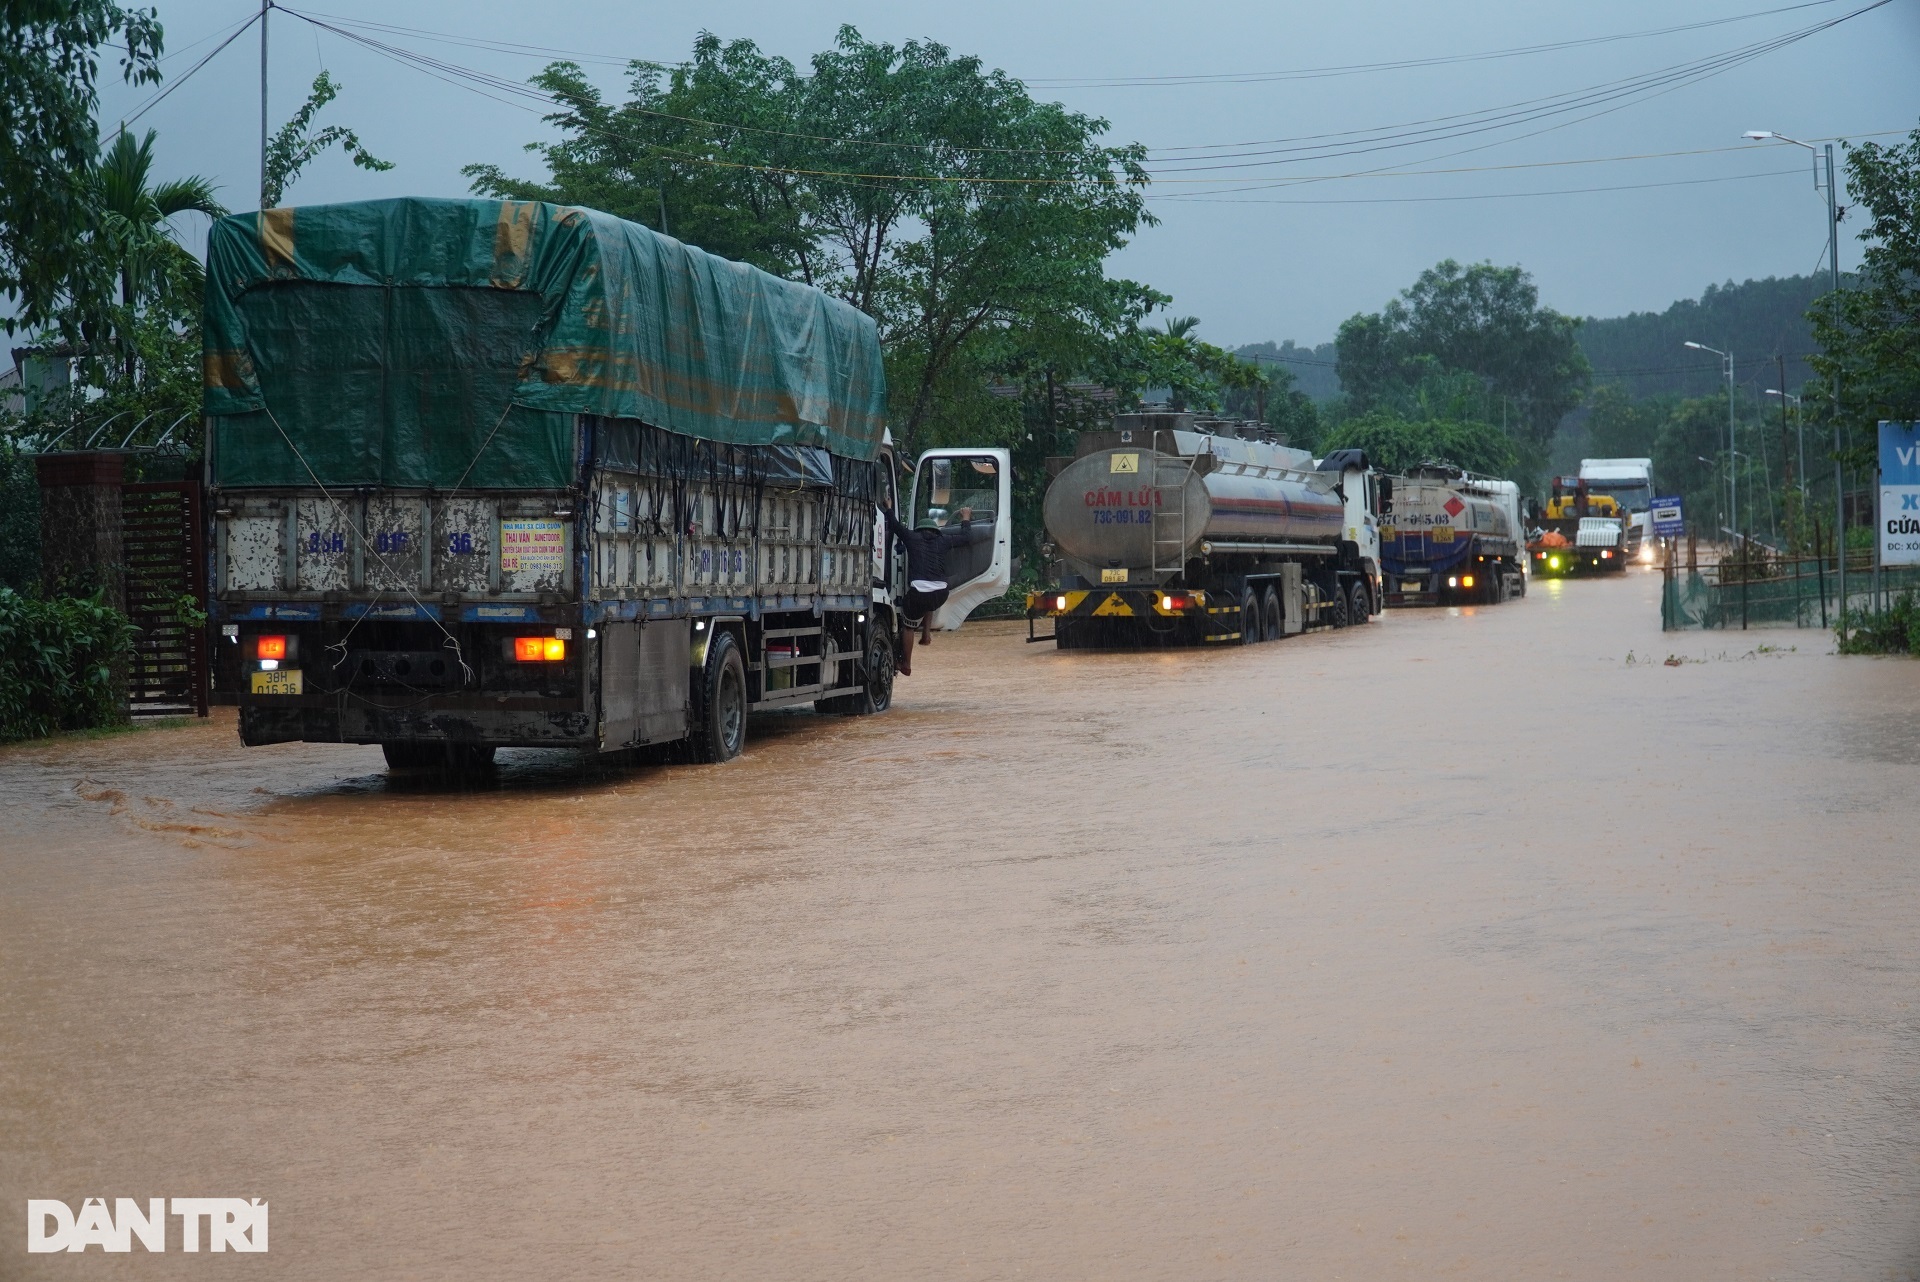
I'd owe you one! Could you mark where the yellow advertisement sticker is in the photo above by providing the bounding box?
[251,669,304,696]
[1109,453,1139,474]
[1430,526,1456,544]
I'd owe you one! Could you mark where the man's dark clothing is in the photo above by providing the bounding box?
[882,508,973,622]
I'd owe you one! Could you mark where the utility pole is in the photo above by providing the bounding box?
[1824,142,1845,635]
[258,0,270,209]
[1741,129,1847,636]
[1725,348,1737,543]
[1777,354,1792,500]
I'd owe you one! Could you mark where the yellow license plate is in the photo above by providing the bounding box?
[250,669,303,696]
[1429,526,1456,543]
[1101,568,1128,583]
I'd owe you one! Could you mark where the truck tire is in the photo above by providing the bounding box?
[1348,579,1371,625]
[1261,587,1282,642]
[816,629,894,716]
[690,631,747,763]
[1239,589,1259,645]
[1328,584,1350,629]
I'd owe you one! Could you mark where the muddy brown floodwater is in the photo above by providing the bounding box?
[4,567,1919,1279]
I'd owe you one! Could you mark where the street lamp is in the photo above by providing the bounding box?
[1685,340,1738,538]
[1745,127,1846,632]
[1765,388,1805,499]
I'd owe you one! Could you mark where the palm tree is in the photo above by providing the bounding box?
[93,129,225,381]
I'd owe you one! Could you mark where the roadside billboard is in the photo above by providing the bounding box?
[1881,421,1920,568]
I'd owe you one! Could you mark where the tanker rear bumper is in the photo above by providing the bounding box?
[1025,587,1231,645]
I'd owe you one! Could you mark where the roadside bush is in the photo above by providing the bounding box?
[1837,590,1920,655]
[0,588,136,741]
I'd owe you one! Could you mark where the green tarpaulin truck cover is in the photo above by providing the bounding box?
[203,197,888,489]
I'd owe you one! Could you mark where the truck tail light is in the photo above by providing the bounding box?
[1461,575,1474,588]
[514,636,566,662]
[256,635,287,660]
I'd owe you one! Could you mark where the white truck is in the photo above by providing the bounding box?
[1578,458,1655,561]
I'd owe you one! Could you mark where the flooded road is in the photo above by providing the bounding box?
[5,567,1919,1279]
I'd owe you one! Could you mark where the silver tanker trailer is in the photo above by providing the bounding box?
[1026,411,1383,647]
[1380,464,1526,606]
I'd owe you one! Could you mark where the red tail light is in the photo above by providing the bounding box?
[255,635,287,660]
[514,636,566,662]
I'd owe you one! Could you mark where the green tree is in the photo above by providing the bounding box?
[1,0,163,334]
[1319,412,1518,478]
[1650,397,1730,530]
[93,127,222,382]
[1810,122,1920,441]
[469,27,1153,458]
[1584,383,1668,459]
[262,72,393,208]
[1336,259,1590,447]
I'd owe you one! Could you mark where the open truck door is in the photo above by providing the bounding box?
[908,448,1013,630]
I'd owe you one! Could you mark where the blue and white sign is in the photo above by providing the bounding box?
[1880,421,1920,567]
[1649,496,1685,537]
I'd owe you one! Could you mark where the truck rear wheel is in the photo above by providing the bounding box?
[691,631,747,763]
[1261,587,1282,641]
[1328,584,1350,629]
[1240,589,1259,645]
[1348,580,1371,625]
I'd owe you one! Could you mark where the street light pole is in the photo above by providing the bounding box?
[1745,129,1846,636]
[1685,340,1737,541]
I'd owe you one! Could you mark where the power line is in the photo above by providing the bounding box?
[1151,165,1805,204]
[105,10,261,144]
[1028,0,1852,86]
[275,0,1885,177]
[278,2,1884,191]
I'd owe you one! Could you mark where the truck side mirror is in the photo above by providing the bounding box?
[1378,476,1394,515]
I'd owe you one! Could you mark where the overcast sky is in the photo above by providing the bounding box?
[101,0,1920,347]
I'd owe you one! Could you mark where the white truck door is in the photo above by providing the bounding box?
[906,448,1014,630]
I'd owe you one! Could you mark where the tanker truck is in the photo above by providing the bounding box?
[1026,412,1382,647]
[1381,464,1525,606]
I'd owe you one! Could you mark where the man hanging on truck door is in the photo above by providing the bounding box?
[879,494,972,676]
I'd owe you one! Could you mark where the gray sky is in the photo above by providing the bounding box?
[104,0,1920,347]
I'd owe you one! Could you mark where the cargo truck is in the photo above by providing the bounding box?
[203,197,1009,770]
[1026,412,1382,646]
[1380,465,1525,605]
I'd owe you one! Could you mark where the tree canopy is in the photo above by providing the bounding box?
[467,27,1155,457]
[1,0,163,335]
[1812,123,1920,440]
[1336,259,1590,447]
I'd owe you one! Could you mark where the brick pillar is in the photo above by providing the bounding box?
[36,451,125,609]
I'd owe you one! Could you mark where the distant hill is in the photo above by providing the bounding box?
[1575,273,1840,400]
[1234,339,1341,402]
[1240,273,1839,408]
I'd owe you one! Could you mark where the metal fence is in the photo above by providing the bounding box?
[1662,553,1920,631]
